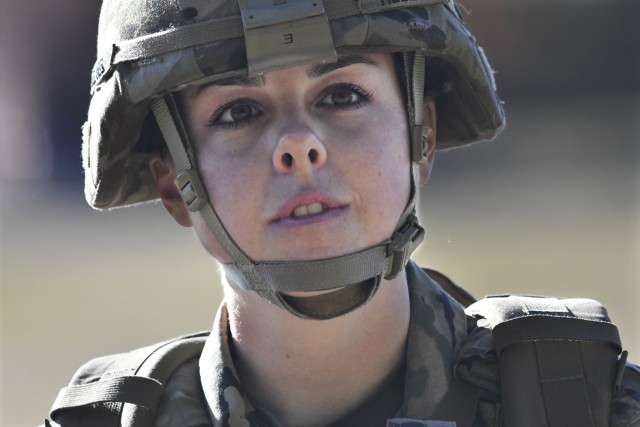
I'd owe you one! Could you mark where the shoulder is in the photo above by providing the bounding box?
[60,331,208,386]
[45,332,209,426]
[74,332,208,381]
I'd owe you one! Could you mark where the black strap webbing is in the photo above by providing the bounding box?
[492,316,621,355]
[50,376,163,415]
[47,332,209,426]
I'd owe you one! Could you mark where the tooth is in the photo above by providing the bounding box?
[293,205,309,217]
[308,202,323,215]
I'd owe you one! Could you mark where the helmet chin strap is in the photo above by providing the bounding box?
[150,53,428,320]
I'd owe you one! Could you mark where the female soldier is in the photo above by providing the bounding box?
[45,1,639,426]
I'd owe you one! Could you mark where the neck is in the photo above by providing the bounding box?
[224,272,411,427]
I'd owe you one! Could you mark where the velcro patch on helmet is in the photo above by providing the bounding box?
[239,0,337,76]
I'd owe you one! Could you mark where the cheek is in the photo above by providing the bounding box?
[365,138,411,214]
[360,106,410,183]
[342,110,412,238]
[193,146,268,259]
[197,139,266,213]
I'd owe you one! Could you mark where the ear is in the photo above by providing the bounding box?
[149,153,193,227]
[419,96,437,186]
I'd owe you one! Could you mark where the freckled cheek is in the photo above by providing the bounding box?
[193,151,267,257]
[196,141,262,206]
[355,115,410,177]
[206,164,261,218]
[342,123,411,237]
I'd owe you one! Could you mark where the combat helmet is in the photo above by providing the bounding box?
[85,0,505,319]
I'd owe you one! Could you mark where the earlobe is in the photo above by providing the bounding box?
[149,153,193,227]
[419,97,437,186]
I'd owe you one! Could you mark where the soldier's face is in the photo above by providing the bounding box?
[175,53,431,263]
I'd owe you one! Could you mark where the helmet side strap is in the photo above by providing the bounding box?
[378,52,428,281]
[150,96,252,266]
[393,52,429,233]
[406,52,430,164]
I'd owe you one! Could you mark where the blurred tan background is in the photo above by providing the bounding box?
[1,1,638,426]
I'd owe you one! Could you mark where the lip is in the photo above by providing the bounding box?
[270,191,347,224]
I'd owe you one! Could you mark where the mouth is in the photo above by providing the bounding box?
[271,193,346,225]
[292,202,327,218]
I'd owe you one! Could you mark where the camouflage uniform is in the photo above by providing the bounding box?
[45,2,639,425]
[148,262,640,426]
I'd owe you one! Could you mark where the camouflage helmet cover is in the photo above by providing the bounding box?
[84,0,505,210]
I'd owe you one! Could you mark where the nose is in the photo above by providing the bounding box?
[272,130,327,176]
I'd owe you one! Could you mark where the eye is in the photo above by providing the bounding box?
[207,99,262,128]
[319,84,373,109]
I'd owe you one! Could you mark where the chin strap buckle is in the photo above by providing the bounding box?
[175,170,208,212]
[385,214,425,280]
[411,124,431,164]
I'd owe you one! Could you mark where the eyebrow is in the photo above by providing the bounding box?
[192,54,377,98]
[192,75,265,97]
[306,54,377,79]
